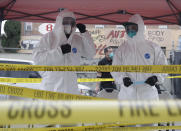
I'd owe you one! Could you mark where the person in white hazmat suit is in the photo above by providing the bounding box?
[111,14,168,101]
[33,9,96,95]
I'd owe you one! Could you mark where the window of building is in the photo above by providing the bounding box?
[95,25,104,29]
[25,22,32,31]
[158,25,168,29]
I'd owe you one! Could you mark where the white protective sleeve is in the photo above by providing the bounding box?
[33,33,64,66]
[153,45,168,84]
[79,31,96,59]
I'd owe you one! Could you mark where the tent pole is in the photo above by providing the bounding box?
[0,8,4,52]
[166,0,180,25]
[168,0,181,25]
[77,11,119,21]
[75,12,121,24]
[167,0,180,12]
[4,8,55,21]
[4,0,16,18]
[7,9,58,21]
[126,11,176,24]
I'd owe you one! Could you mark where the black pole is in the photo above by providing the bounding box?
[0,8,4,52]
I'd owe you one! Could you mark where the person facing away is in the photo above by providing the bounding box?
[33,9,96,95]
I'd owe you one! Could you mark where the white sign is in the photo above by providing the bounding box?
[38,23,55,35]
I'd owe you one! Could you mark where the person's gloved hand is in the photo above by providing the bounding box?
[76,23,86,33]
[145,76,158,86]
[61,44,71,54]
[123,77,133,87]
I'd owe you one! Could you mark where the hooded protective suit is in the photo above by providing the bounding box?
[111,14,168,100]
[33,10,96,94]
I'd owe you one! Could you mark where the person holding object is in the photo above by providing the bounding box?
[111,14,168,100]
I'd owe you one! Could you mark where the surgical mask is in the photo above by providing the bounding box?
[109,52,114,59]
[64,25,72,34]
[127,30,137,38]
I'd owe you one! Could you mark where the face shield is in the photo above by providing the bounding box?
[123,22,138,38]
[62,17,76,34]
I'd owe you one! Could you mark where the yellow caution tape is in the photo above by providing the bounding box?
[167,76,181,78]
[77,78,114,82]
[0,63,181,74]
[108,126,181,131]
[0,100,181,125]
[77,76,181,83]
[78,76,181,82]
[0,124,121,131]
[0,76,179,84]
[0,84,105,101]
[0,126,180,131]
[0,78,42,83]
[0,78,114,83]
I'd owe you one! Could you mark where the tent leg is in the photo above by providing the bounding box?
[0,8,4,52]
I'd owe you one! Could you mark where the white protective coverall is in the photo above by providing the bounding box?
[111,14,168,100]
[97,89,119,99]
[33,10,96,94]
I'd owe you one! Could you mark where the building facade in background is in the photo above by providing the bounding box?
[20,22,181,58]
